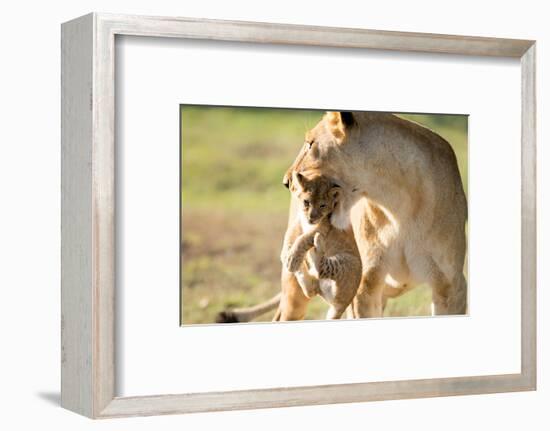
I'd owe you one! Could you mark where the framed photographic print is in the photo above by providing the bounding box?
[61,13,536,418]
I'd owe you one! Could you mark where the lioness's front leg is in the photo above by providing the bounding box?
[353,267,385,318]
[278,268,310,321]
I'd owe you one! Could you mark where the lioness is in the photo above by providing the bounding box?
[281,172,361,319]
[216,111,466,323]
[284,111,468,318]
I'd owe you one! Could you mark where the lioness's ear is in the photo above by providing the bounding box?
[325,112,355,144]
[340,112,355,127]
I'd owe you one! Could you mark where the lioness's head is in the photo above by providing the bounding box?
[291,172,341,225]
[283,111,356,189]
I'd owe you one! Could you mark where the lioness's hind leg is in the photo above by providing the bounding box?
[432,280,450,315]
[430,270,467,315]
[425,264,451,316]
[447,272,467,315]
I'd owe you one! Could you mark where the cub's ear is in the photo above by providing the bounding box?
[325,112,355,144]
[329,183,341,200]
[291,171,306,192]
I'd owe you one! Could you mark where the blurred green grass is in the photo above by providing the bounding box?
[180,106,468,324]
[181,107,322,212]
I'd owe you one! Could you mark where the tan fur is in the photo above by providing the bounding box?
[284,111,468,318]
[281,174,362,319]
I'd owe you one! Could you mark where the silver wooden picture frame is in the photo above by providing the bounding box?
[61,12,536,419]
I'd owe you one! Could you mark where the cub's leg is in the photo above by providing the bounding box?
[312,234,362,320]
[295,265,320,299]
[325,279,360,320]
[283,231,316,273]
[323,278,360,319]
[327,262,362,320]
[326,302,347,320]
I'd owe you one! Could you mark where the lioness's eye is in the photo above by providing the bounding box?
[307,141,314,149]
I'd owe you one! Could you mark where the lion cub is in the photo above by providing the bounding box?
[281,172,362,319]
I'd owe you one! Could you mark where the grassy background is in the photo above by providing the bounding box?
[180,106,468,324]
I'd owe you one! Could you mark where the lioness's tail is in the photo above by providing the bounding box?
[216,293,281,323]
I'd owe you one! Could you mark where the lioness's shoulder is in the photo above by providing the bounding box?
[387,114,457,159]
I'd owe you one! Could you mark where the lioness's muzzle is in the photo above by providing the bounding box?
[282,173,290,189]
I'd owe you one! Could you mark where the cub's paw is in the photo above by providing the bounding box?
[302,284,319,299]
[285,252,303,273]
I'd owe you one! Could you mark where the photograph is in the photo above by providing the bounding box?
[180,106,468,325]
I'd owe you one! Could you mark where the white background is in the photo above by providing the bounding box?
[0,0,547,429]
[119,37,521,396]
